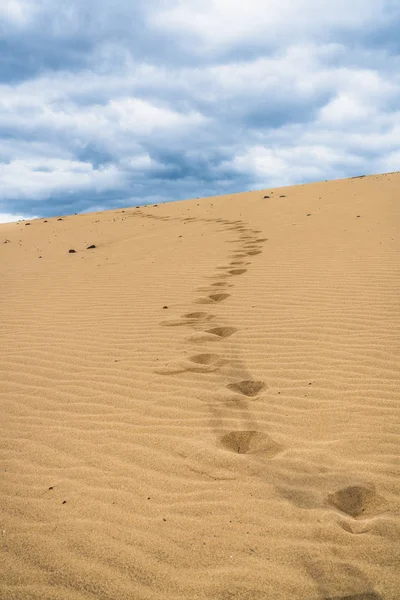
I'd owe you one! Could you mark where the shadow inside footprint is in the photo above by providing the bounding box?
[189,353,224,366]
[325,594,382,600]
[195,293,230,304]
[208,293,230,302]
[228,269,247,275]
[246,251,262,256]
[227,380,265,397]
[160,319,192,327]
[221,430,282,457]
[327,484,387,519]
[206,326,237,338]
[183,312,211,319]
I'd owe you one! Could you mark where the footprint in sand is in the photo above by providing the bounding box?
[195,293,230,304]
[189,354,225,368]
[228,269,247,275]
[307,558,383,600]
[325,593,382,600]
[243,245,262,251]
[160,318,194,327]
[161,312,215,327]
[246,250,262,256]
[183,312,213,320]
[327,483,387,519]
[155,353,225,375]
[187,326,237,343]
[206,327,237,338]
[221,430,282,457]
[227,380,266,397]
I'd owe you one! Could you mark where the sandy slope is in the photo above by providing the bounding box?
[1,172,399,600]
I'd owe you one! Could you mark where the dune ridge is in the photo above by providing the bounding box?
[1,172,399,599]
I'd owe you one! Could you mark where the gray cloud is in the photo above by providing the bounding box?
[0,0,399,220]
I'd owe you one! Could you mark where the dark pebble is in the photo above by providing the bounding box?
[25,223,30,226]
[68,249,76,253]
[163,306,168,309]
[263,195,270,198]
[87,244,96,249]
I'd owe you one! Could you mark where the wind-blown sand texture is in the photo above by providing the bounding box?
[1,172,399,600]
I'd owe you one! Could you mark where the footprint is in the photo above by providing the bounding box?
[195,293,230,304]
[327,484,387,519]
[210,282,229,287]
[227,380,265,397]
[189,353,224,366]
[183,312,212,320]
[206,326,237,338]
[221,430,282,457]
[255,238,268,242]
[228,269,247,275]
[306,558,383,600]
[160,319,193,327]
[246,250,262,256]
[325,594,382,600]
[156,355,224,375]
[208,293,230,302]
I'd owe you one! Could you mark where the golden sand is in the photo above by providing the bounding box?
[1,172,399,599]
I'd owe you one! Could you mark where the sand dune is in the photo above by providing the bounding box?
[1,172,399,599]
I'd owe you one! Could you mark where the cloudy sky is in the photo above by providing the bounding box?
[1,0,399,221]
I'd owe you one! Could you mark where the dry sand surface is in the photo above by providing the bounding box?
[1,172,400,600]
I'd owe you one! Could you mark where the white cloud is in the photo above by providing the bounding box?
[0,212,36,223]
[0,158,123,200]
[377,150,400,172]
[1,0,399,214]
[0,77,208,149]
[120,153,158,170]
[0,0,31,25]
[108,97,207,134]
[151,0,395,50]
[226,144,352,185]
